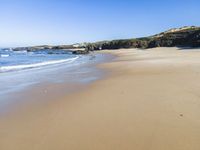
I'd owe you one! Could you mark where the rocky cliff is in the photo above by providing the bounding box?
[86,26,200,51]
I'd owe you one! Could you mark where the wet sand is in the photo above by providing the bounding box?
[1,47,200,150]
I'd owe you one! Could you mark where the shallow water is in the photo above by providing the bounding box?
[0,49,77,72]
[0,50,113,104]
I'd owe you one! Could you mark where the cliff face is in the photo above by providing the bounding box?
[86,26,200,51]
[148,26,200,48]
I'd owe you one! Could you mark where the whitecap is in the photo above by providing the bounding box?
[14,50,27,54]
[0,56,79,72]
[0,54,9,58]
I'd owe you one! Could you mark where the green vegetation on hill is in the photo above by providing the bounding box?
[86,26,200,51]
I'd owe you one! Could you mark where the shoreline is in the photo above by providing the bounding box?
[0,52,115,116]
[1,47,200,150]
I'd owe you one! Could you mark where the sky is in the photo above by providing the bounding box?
[0,0,200,47]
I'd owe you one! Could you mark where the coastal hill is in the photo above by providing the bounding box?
[86,26,200,51]
[11,26,200,53]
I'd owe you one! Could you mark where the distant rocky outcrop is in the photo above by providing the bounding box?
[11,43,89,55]
[12,43,87,52]
[13,45,54,51]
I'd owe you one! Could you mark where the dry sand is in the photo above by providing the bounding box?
[1,47,200,150]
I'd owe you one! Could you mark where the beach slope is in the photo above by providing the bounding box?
[1,47,200,150]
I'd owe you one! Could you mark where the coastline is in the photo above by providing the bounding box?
[1,47,200,150]
[0,52,115,115]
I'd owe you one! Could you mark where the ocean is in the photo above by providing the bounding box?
[0,48,79,72]
[0,48,111,103]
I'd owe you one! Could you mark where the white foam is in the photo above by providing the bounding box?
[0,54,9,58]
[0,56,79,72]
[14,50,27,54]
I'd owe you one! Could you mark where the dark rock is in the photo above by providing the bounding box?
[72,50,89,55]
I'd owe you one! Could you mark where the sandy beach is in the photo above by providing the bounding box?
[1,47,200,150]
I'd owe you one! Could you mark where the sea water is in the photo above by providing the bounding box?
[0,48,110,100]
[0,49,78,72]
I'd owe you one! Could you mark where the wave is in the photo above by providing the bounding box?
[0,56,79,72]
[0,54,9,58]
[14,50,27,54]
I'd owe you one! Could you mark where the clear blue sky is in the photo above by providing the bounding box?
[0,0,200,47]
